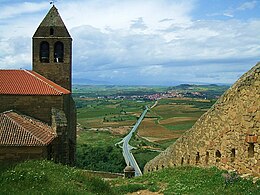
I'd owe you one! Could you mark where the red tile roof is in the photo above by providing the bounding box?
[0,70,70,95]
[0,111,56,146]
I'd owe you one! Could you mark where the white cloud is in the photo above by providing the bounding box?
[237,1,257,11]
[0,0,259,85]
[0,36,31,69]
[58,0,194,31]
[70,16,260,84]
[0,2,48,19]
[130,17,147,30]
[208,1,258,19]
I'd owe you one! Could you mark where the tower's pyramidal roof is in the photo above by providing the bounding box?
[33,5,71,38]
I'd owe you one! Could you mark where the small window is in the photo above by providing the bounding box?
[231,148,235,162]
[187,155,190,164]
[205,151,209,165]
[54,41,64,62]
[181,157,184,165]
[40,41,49,63]
[50,27,54,36]
[216,150,221,162]
[248,143,254,158]
[196,152,200,164]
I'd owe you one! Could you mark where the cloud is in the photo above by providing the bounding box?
[130,17,147,30]
[69,16,260,85]
[223,13,234,18]
[0,0,259,85]
[207,1,258,19]
[159,18,174,23]
[237,1,257,11]
[0,36,31,69]
[58,0,194,32]
[0,2,48,19]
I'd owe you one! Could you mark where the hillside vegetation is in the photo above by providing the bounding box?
[1,160,258,194]
[0,160,115,195]
[112,166,260,195]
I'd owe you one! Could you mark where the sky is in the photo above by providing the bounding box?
[0,0,260,85]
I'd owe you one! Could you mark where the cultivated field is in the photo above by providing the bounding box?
[137,98,213,148]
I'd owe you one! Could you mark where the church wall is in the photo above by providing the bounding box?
[144,63,260,176]
[0,146,47,164]
[62,95,76,165]
[0,93,76,165]
[0,95,64,125]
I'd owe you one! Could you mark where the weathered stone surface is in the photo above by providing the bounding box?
[144,63,260,176]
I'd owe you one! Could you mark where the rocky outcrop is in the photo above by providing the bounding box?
[144,63,260,176]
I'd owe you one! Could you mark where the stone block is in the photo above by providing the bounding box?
[245,135,258,143]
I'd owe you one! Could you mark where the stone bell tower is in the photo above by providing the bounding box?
[33,5,72,91]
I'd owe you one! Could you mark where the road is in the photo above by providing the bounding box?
[116,106,149,176]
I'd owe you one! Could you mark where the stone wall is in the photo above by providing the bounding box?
[0,94,76,165]
[51,106,76,165]
[33,37,72,91]
[144,63,260,176]
[0,146,48,164]
[0,95,63,125]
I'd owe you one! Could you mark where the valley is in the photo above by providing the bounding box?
[74,84,228,173]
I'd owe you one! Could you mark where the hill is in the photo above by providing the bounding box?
[0,160,259,194]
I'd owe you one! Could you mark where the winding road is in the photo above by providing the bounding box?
[116,106,149,176]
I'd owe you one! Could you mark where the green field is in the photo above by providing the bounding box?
[164,121,196,131]
[77,99,152,129]
[77,131,122,147]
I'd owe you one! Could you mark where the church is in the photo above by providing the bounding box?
[0,6,76,165]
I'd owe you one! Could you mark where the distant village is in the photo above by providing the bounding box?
[80,90,217,101]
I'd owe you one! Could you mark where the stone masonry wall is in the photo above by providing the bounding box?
[0,95,66,125]
[0,94,76,165]
[144,63,260,176]
[0,146,48,164]
[33,37,72,91]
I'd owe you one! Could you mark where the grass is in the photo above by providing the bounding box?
[76,130,126,173]
[111,166,260,195]
[157,138,178,149]
[77,130,122,147]
[1,161,258,195]
[76,99,150,129]
[132,150,160,172]
[0,160,115,195]
[163,121,196,131]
